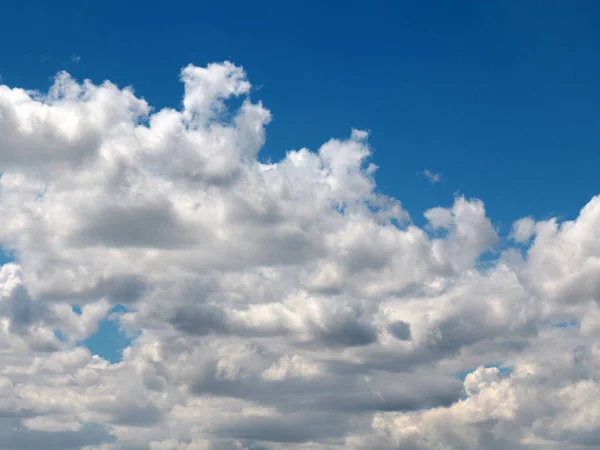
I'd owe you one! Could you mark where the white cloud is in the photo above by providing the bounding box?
[424,206,453,229]
[0,62,599,449]
[512,216,536,243]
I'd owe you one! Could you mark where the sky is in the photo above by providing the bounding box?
[0,1,600,449]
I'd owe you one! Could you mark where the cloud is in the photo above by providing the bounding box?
[421,169,442,183]
[511,216,536,243]
[0,62,599,449]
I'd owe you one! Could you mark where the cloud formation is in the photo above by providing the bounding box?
[0,62,599,449]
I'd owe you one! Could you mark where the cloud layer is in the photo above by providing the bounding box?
[0,62,599,449]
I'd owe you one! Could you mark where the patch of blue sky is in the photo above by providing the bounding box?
[53,329,67,342]
[554,318,580,329]
[78,304,136,364]
[0,246,15,266]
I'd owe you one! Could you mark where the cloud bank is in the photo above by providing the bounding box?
[0,62,599,450]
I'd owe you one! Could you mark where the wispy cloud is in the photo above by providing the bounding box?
[420,169,442,183]
[71,54,81,63]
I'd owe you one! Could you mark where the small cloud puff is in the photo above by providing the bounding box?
[511,216,536,243]
[421,169,442,183]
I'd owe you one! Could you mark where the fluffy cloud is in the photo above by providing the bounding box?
[0,62,599,449]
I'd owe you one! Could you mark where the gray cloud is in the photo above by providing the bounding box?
[388,320,412,341]
[0,419,116,450]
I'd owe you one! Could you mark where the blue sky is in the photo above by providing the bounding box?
[1,4,600,448]
[2,1,600,230]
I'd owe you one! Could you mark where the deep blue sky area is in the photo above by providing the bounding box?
[1,0,599,230]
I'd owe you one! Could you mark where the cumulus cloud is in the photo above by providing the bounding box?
[0,62,599,449]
